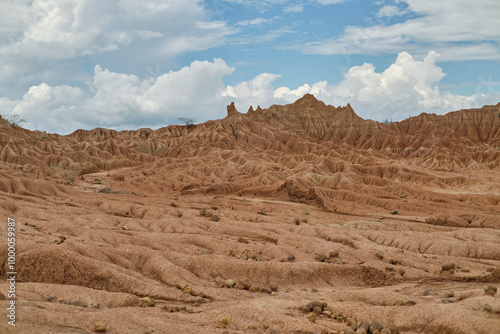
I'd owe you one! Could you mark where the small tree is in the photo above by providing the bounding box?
[178,117,196,130]
[178,117,195,125]
[1,114,26,126]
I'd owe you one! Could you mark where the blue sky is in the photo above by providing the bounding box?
[1,0,499,134]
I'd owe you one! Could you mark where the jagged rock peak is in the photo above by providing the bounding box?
[227,102,238,116]
[294,93,321,103]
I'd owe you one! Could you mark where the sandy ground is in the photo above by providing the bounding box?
[0,96,499,333]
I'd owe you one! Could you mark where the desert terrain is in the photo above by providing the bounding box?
[0,94,499,334]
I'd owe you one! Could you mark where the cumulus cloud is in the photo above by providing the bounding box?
[223,73,281,108]
[223,51,495,121]
[301,0,500,61]
[330,51,481,118]
[1,52,497,134]
[2,0,231,59]
[0,0,234,98]
[0,59,235,134]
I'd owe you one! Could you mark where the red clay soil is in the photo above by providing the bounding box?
[0,94,499,334]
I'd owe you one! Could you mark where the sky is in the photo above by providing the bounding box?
[1,0,499,134]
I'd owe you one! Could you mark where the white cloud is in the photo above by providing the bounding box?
[6,83,86,133]
[274,81,329,100]
[222,0,290,6]
[314,0,347,4]
[221,0,346,10]
[223,51,496,121]
[301,0,500,61]
[223,73,281,108]
[284,5,304,13]
[0,0,234,98]
[377,5,408,18]
[237,18,271,26]
[0,59,235,134]
[330,51,481,117]
[230,26,297,45]
[1,52,497,134]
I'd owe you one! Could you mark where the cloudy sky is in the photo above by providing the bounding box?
[1,0,499,134]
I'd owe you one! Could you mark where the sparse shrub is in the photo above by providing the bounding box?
[98,187,113,193]
[442,263,455,271]
[294,218,300,225]
[1,114,26,126]
[391,210,398,215]
[330,251,339,258]
[170,202,177,207]
[178,117,196,129]
[98,187,124,194]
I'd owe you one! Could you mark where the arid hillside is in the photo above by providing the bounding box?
[0,95,499,334]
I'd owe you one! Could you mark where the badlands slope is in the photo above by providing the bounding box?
[0,94,499,334]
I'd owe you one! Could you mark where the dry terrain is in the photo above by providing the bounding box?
[0,95,499,334]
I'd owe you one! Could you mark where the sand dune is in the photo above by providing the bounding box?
[0,95,499,333]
